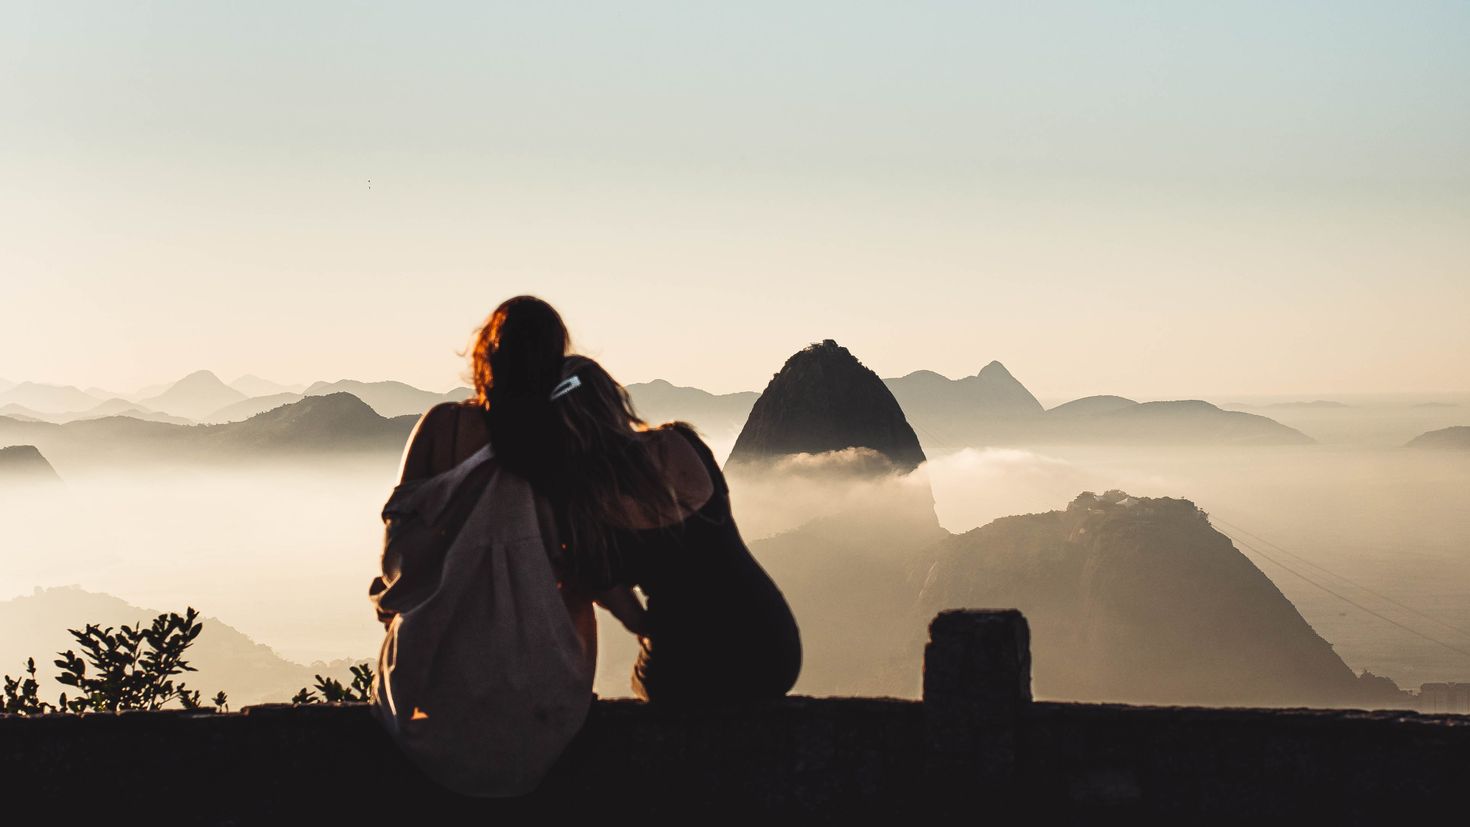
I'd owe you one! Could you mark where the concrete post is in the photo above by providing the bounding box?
[922,609,1032,813]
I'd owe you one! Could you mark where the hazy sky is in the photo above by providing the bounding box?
[3,1,1467,398]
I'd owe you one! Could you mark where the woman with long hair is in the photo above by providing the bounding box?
[386,294,603,662]
[546,354,802,704]
[388,294,799,704]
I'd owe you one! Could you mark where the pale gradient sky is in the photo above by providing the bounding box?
[2,1,1467,399]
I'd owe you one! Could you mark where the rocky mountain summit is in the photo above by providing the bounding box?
[728,340,927,472]
[916,490,1406,708]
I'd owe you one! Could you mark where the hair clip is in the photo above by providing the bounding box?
[550,375,582,401]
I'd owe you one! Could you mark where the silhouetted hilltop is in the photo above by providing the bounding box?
[626,379,758,435]
[916,490,1405,708]
[139,370,247,420]
[304,380,468,417]
[0,393,414,467]
[196,392,412,452]
[728,340,926,472]
[0,445,60,482]
[72,397,192,424]
[206,392,305,423]
[885,361,1045,425]
[1406,426,1470,450]
[0,382,100,414]
[229,374,306,397]
[0,586,363,706]
[1056,400,1314,445]
[1046,395,1138,417]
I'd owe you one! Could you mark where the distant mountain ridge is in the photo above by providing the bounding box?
[1406,426,1470,450]
[0,382,102,415]
[884,361,1045,422]
[625,380,758,435]
[303,380,470,417]
[138,370,247,420]
[0,392,415,468]
[0,445,61,482]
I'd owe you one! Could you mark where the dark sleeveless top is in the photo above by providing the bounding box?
[610,424,802,702]
[607,423,740,593]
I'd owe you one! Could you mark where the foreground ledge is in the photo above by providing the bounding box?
[3,610,1467,823]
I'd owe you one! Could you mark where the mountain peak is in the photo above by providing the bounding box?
[177,370,227,386]
[729,339,926,472]
[977,360,1014,379]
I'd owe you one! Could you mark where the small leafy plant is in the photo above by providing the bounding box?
[292,663,374,704]
[2,607,226,715]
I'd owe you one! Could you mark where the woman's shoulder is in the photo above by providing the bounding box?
[416,399,484,432]
[640,423,718,508]
[399,399,487,482]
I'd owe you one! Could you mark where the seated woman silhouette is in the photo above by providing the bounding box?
[548,354,802,704]
[387,295,598,666]
[389,294,800,705]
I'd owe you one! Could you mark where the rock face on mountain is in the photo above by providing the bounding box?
[1407,426,1470,450]
[0,445,61,482]
[728,340,927,472]
[916,490,1405,708]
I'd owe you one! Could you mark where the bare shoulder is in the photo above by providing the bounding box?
[640,424,715,508]
[399,400,484,482]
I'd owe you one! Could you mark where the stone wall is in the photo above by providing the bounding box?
[3,610,1466,824]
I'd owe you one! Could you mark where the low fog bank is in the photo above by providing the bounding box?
[5,440,1470,706]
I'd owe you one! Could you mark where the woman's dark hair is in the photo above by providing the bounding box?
[467,295,570,499]
[548,355,682,595]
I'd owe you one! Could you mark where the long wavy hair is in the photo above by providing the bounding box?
[548,355,682,594]
[466,295,570,498]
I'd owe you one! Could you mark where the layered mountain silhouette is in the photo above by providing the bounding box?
[1048,399,1313,445]
[303,380,470,418]
[207,392,305,424]
[885,361,1044,421]
[625,380,758,435]
[888,370,1311,448]
[138,370,248,420]
[728,340,927,472]
[229,374,306,397]
[0,586,365,706]
[1407,426,1470,450]
[0,382,101,415]
[915,491,1406,708]
[0,392,415,468]
[0,445,61,482]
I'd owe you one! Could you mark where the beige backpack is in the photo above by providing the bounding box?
[369,443,594,796]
